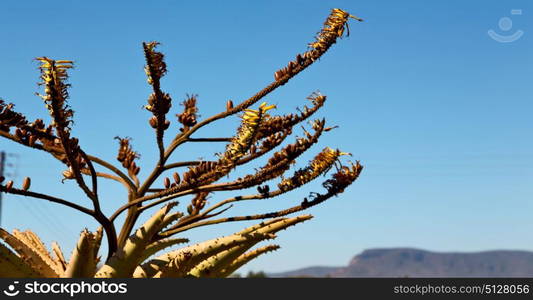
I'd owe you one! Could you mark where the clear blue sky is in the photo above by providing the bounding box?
[0,0,532,274]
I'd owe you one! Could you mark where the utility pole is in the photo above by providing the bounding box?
[0,151,5,226]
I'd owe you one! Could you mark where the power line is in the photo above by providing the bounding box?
[16,199,66,240]
[31,199,77,238]
[0,151,71,242]
[0,151,5,226]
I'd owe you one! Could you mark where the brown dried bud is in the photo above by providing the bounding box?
[226,100,233,111]
[134,166,141,175]
[0,176,4,183]
[15,128,24,139]
[62,169,75,179]
[163,119,170,130]
[149,116,157,128]
[164,177,170,189]
[147,93,156,106]
[71,138,79,147]
[257,185,270,194]
[5,180,13,192]
[183,172,191,184]
[274,70,282,81]
[173,172,180,184]
[28,135,37,147]
[296,54,304,65]
[288,61,296,70]
[33,119,45,129]
[122,158,131,169]
[22,177,31,191]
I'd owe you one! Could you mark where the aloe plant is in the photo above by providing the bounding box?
[0,8,364,278]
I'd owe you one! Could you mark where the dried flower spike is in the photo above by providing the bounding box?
[176,94,199,130]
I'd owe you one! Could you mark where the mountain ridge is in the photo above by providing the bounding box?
[268,248,533,277]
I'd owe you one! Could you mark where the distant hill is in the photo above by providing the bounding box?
[268,266,341,278]
[269,248,533,277]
